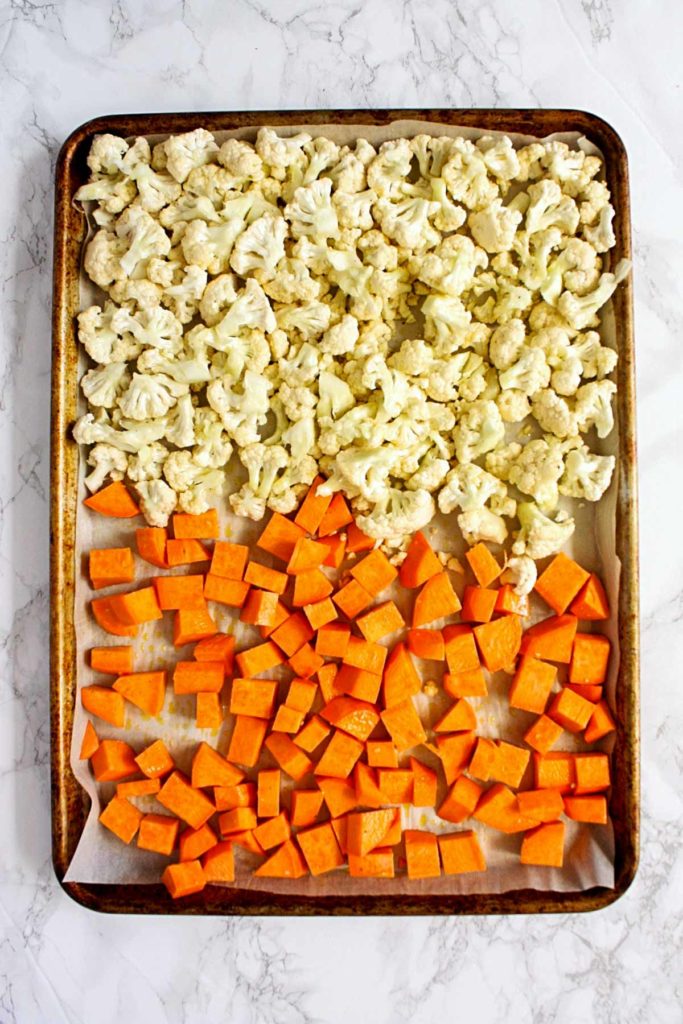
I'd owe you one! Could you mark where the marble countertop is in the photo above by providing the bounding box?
[1,1,681,1021]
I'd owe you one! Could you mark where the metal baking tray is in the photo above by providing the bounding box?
[51,109,639,914]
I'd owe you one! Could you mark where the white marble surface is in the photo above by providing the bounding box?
[1,1,681,1021]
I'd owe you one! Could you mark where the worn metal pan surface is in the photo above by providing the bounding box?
[51,109,638,914]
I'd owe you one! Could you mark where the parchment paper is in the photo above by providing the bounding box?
[65,120,620,894]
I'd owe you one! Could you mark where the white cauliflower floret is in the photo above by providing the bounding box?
[333,190,376,231]
[162,265,208,323]
[366,139,413,198]
[136,334,211,388]
[278,382,317,422]
[81,362,129,408]
[375,197,440,250]
[115,205,171,276]
[278,341,324,387]
[83,443,128,492]
[574,379,617,438]
[540,141,601,197]
[388,338,434,377]
[210,330,270,383]
[126,441,168,483]
[429,178,467,232]
[517,227,563,291]
[191,407,233,469]
[159,194,220,230]
[527,326,582,396]
[476,135,521,182]
[75,174,136,214]
[78,304,141,365]
[558,260,631,330]
[356,487,435,543]
[468,198,522,253]
[276,302,331,342]
[422,294,472,350]
[199,273,238,326]
[72,411,167,454]
[229,214,287,281]
[458,508,508,546]
[442,138,499,210]
[83,231,127,291]
[86,134,130,175]
[111,305,184,354]
[185,163,242,203]
[571,332,618,380]
[263,258,320,304]
[285,178,338,241]
[488,318,526,370]
[540,237,601,303]
[357,230,399,271]
[453,399,505,464]
[413,235,487,297]
[320,315,359,356]
[117,372,187,421]
[502,437,567,512]
[524,179,580,236]
[411,135,454,179]
[163,393,196,448]
[515,143,545,183]
[502,554,538,596]
[114,278,164,310]
[230,442,289,520]
[406,452,450,492]
[498,347,551,395]
[327,148,366,193]
[255,129,311,179]
[513,502,575,559]
[133,479,177,527]
[218,138,265,180]
[497,389,530,423]
[159,129,219,183]
[326,248,373,299]
[438,463,512,515]
[207,369,272,446]
[213,279,276,343]
[163,449,225,514]
[320,447,399,503]
[180,213,248,275]
[531,389,577,438]
[560,445,615,502]
[316,370,356,423]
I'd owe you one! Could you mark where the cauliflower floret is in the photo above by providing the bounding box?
[229,214,287,281]
[320,447,399,503]
[411,135,455,179]
[476,135,521,182]
[255,129,311,180]
[356,487,435,543]
[356,230,399,271]
[406,452,450,492]
[413,235,488,297]
[442,138,499,210]
[263,258,320,304]
[198,273,238,326]
[114,205,171,276]
[468,198,522,253]
[375,196,440,250]
[83,231,127,291]
[184,163,242,203]
[276,302,331,342]
[498,347,551,395]
[75,174,137,215]
[77,304,137,364]
[325,248,373,299]
[524,179,580,236]
[574,379,617,438]
[557,260,631,330]
[191,407,233,469]
[438,462,512,514]
[319,315,359,356]
[422,294,472,350]
[278,340,324,387]
[278,382,317,422]
[164,393,196,448]
[83,443,128,492]
[540,237,602,303]
[333,190,376,231]
[516,227,563,291]
[285,178,338,241]
[327,148,366,193]
[540,141,601,197]
[458,508,508,546]
[162,264,208,324]
[73,411,167,454]
[110,305,184,355]
[210,330,270,384]
[500,437,566,512]
[159,194,220,231]
[86,134,130,175]
[560,445,615,502]
[388,338,434,377]
[126,441,168,483]
[429,178,467,232]
[497,388,531,423]
[531,389,578,438]
[316,370,356,423]
[117,372,187,421]
[180,211,249,275]
[136,338,211,387]
[158,129,219,183]
[366,139,413,198]
[207,369,272,446]
[163,450,225,514]
[571,331,618,380]
[488,318,526,370]
[512,502,575,559]
[229,442,289,520]
[515,143,545,183]
[452,399,505,464]
[218,138,265,180]
[133,478,177,527]
[214,278,276,344]
[81,362,129,408]
[527,326,582,396]
[502,554,537,596]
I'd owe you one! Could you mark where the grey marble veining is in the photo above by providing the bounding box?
[0,1,681,1021]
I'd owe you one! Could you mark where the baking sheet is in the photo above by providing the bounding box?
[64,120,620,894]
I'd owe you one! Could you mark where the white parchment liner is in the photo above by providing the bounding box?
[65,120,620,895]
